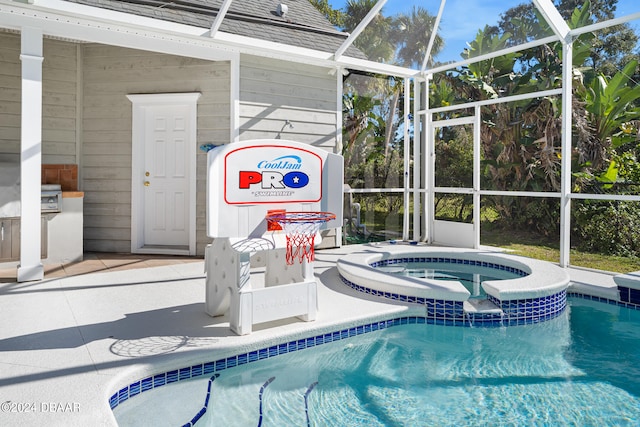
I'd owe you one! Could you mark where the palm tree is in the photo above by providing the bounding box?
[343,0,394,63]
[392,6,444,69]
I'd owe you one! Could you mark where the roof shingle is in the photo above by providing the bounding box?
[62,0,366,58]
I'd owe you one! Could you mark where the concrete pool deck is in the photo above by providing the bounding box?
[0,245,623,426]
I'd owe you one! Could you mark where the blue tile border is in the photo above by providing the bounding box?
[110,292,640,421]
[486,291,567,326]
[617,286,640,305]
[109,316,427,412]
[568,291,640,310]
[339,275,567,327]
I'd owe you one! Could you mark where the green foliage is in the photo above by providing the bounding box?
[573,200,640,257]
[391,6,443,68]
[580,60,640,145]
[343,0,395,63]
[483,196,561,237]
[317,0,640,259]
[573,60,640,191]
[435,125,473,188]
[307,0,344,27]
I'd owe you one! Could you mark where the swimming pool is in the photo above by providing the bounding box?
[112,297,640,426]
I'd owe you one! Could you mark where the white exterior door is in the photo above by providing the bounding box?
[143,105,190,246]
[128,93,200,255]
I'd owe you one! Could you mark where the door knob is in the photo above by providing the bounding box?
[144,181,150,187]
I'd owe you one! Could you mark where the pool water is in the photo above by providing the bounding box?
[192,299,639,426]
[377,262,522,298]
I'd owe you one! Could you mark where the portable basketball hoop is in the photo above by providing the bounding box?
[265,211,336,265]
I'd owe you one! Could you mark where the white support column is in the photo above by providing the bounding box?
[424,78,434,243]
[473,105,481,249]
[412,77,422,241]
[18,27,44,282]
[559,40,573,268]
[402,77,410,240]
[336,67,345,245]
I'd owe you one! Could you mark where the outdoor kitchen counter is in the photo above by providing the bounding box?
[63,191,84,198]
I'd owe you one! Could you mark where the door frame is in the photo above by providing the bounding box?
[428,111,480,249]
[127,92,201,255]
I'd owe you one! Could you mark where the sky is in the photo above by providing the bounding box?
[326,0,640,64]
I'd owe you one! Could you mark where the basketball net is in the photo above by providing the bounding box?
[265,211,336,265]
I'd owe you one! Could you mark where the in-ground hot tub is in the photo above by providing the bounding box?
[337,243,570,326]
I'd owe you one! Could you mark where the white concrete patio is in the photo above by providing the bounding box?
[0,246,621,426]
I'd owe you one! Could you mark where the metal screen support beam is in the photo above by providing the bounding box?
[420,0,446,73]
[412,76,422,241]
[402,77,410,240]
[425,79,434,243]
[473,105,481,249]
[209,0,233,38]
[532,0,570,41]
[559,40,573,268]
[334,0,387,61]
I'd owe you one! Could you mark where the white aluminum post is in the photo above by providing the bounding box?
[473,105,481,249]
[402,77,410,240]
[18,27,44,282]
[336,66,344,245]
[412,77,421,241]
[559,40,573,268]
[425,79,434,243]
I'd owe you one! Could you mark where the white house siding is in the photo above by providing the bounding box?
[0,33,21,156]
[81,44,230,254]
[1,35,340,255]
[0,33,77,164]
[238,55,341,247]
[239,55,338,150]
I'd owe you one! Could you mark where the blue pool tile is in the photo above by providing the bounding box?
[118,387,129,403]
[166,370,179,383]
[109,393,118,409]
[237,354,248,366]
[179,368,191,380]
[191,364,203,378]
[153,374,166,388]
[129,381,141,397]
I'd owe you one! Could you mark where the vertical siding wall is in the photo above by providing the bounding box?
[0,32,77,163]
[81,44,230,254]
[0,33,22,156]
[1,35,339,255]
[239,55,338,150]
[238,55,341,246]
